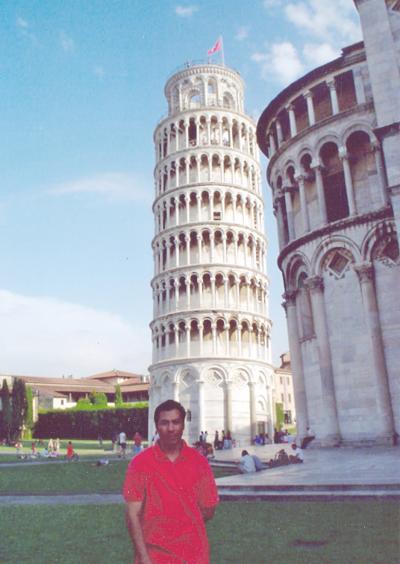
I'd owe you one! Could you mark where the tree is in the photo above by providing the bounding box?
[1,380,12,442]
[275,402,284,430]
[89,391,107,407]
[115,384,123,407]
[24,386,34,439]
[11,378,28,441]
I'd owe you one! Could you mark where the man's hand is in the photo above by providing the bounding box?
[126,501,151,563]
[201,506,216,522]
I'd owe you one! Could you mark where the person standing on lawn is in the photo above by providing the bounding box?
[124,399,219,563]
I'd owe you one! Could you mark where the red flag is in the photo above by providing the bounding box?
[207,38,222,56]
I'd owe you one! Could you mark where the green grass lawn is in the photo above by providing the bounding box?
[0,459,237,494]
[0,501,398,563]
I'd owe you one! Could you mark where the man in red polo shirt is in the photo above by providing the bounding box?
[124,399,219,563]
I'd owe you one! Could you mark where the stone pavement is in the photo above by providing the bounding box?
[213,444,400,499]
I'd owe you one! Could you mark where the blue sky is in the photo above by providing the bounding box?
[1,0,361,377]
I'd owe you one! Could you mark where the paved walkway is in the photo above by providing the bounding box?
[213,444,400,499]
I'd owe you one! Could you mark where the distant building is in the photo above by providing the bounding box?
[257,0,400,446]
[274,352,296,426]
[0,370,149,419]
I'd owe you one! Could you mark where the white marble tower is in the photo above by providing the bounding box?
[149,62,275,445]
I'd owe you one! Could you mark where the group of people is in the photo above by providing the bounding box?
[15,438,62,459]
[253,433,271,445]
[112,430,143,459]
[213,430,234,450]
[238,442,304,473]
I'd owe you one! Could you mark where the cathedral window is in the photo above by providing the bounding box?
[297,271,314,339]
[320,142,349,222]
[327,251,351,278]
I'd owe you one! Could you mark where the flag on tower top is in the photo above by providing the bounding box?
[207,37,222,56]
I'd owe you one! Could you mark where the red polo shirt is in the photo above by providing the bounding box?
[123,441,219,563]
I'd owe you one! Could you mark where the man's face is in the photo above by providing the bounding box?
[156,409,184,447]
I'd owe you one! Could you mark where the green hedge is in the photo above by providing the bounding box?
[33,406,148,440]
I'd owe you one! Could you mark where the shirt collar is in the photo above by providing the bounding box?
[154,439,189,462]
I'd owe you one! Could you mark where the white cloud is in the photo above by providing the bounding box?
[254,1,361,86]
[16,17,29,28]
[235,26,249,42]
[263,0,283,7]
[93,65,105,78]
[0,290,151,377]
[302,42,340,67]
[48,172,150,203]
[16,16,38,44]
[252,41,304,85]
[175,5,198,17]
[60,31,75,53]
[285,0,361,44]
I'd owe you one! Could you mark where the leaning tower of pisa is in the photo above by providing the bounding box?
[149,63,275,445]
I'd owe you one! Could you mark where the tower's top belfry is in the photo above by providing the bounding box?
[164,63,245,117]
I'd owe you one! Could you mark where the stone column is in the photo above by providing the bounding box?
[199,324,204,356]
[198,380,205,435]
[268,132,276,157]
[186,276,191,309]
[197,233,202,263]
[210,276,216,308]
[185,158,190,185]
[275,119,283,147]
[352,67,366,105]
[354,263,394,442]
[196,193,201,221]
[185,323,190,357]
[304,90,315,126]
[305,276,340,446]
[174,236,180,267]
[327,79,339,115]
[249,381,257,443]
[184,120,189,148]
[284,187,295,241]
[339,149,356,215]
[172,380,179,402]
[296,174,310,233]
[211,321,217,355]
[225,381,233,434]
[174,280,179,310]
[174,327,179,357]
[282,291,308,442]
[287,104,297,137]
[312,163,328,225]
[274,197,286,248]
[372,142,388,206]
[185,234,190,266]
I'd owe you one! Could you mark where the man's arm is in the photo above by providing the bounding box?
[125,500,151,564]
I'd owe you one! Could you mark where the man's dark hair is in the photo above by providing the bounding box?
[241,450,249,456]
[154,400,186,425]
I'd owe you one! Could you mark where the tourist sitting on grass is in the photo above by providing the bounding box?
[66,441,78,461]
[289,443,304,464]
[238,450,256,473]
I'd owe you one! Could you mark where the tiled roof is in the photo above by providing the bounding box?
[85,369,144,381]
